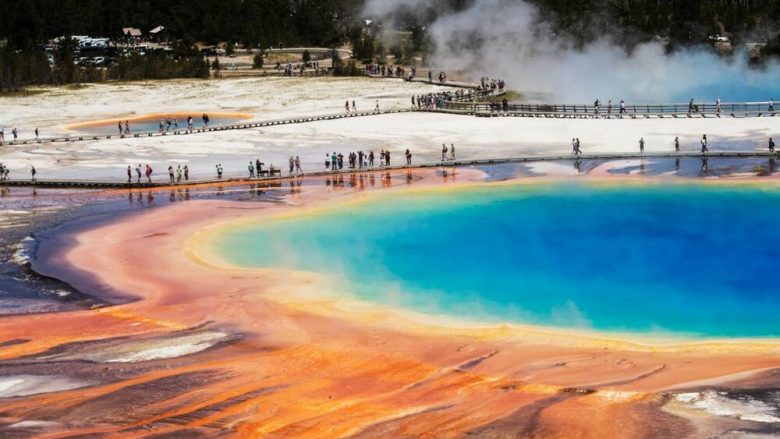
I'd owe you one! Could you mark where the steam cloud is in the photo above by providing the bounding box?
[363,0,780,103]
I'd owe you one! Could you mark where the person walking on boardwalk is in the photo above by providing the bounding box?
[256,158,263,175]
[288,156,294,174]
[441,143,448,161]
[770,99,775,112]
[168,165,174,183]
[145,164,153,183]
[295,156,303,175]
[675,136,680,152]
[607,100,613,115]
[176,165,182,183]
[375,100,379,112]
[325,154,330,170]
[352,100,356,112]
[216,164,223,179]
[572,138,577,154]
[620,99,626,115]
[345,100,350,113]
[331,152,337,170]
[450,144,456,160]
[716,98,722,114]
[12,128,17,140]
[701,134,709,153]
[0,128,4,141]
[369,151,375,167]
[184,165,189,181]
[406,149,412,166]
[769,138,776,153]
[136,164,142,183]
[385,150,391,166]
[248,161,255,178]
[35,128,39,139]
[574,138,581,155]
[127,165,132,183]
[30,165,36,182]
[124,120,130,134]
[639,137,645,154]
[118,122,123,135]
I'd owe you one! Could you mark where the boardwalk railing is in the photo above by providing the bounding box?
[440,101,778,117]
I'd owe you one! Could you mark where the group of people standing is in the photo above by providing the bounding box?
[325,149,396,171]
[126,164,156,183]
[441,144,456,161]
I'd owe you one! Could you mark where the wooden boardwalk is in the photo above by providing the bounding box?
[0,108,416,147]
[2,151,775,189]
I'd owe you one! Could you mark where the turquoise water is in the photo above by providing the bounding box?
[216,184,780,338]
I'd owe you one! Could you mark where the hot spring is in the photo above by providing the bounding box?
[213,183,780,338]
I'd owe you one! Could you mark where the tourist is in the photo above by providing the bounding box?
[716,98,722,114]
[176,165,182,183]
[145,164,153,183]
[379,149,385,166]
[428,70,433,82]
[216,164,223,179]
[30,165,36,182]
[369,151,375,167]
[203,113,210,127]
[127,165,132,183]
[770,99,775,112]
[411,96,416,108]
[173,119,178,130]
[385,150,391,166]
[12,128,17,140]
[168,165,174,183]
[688,98,695,113]
[288,156,294,174]
[345,100,350,113]
[2,164,8,180]
[358,151,364,168]
[375,100,379,112]
[593,99,600,114]
[607,100,613,115]
[325,154,330,170]
[675,136,680,152]
[124,120,130,134]
[136,164,142,183]
[295,156,303,175]
[441,143,448,161]
[159,120,164,132]
[184,165,189,181]
[701,134,708,153]
[769,138,776,153]
[165,119,171,132]
[352,100,356,112]
[187,116,194,131]
[331,152,337,170]
[575,138,581,155]
[118,122,123,135]
[450,144,456,160]
[0,128,4,141]
[35,128,39,139]
[572,138,577,155]
[619,99,626,115]
[248,161,255,178]
[256,158,263,175]
[406,149,412,166]
[639,137,645,154]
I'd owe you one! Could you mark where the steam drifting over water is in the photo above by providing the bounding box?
[364,0,780,103]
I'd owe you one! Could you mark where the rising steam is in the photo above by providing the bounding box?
[363,0,780,103]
